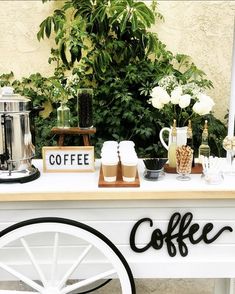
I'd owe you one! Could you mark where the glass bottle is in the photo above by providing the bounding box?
[168,119,177,168]
[186,120,195,167]
[57,102,70,128]
[199,120,210,158]
[77,88,93,129]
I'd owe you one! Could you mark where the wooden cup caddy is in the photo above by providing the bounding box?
[98,163,140,188]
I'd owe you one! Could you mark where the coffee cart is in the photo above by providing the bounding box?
[0,159,234,294]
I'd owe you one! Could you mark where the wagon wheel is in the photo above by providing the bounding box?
[0,217,135,294]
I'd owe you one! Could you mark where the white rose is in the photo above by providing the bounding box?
[197,93,215,107]
[193,101,212,115]
[170,86,182,104]
[151,97,164,109]
[179,94,191,109]
[151,86,170,105]
[193,93,215,115]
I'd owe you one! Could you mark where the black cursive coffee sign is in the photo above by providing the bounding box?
[130,212,233,257]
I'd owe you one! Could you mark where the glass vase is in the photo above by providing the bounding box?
[57,102,70,128]
[77,88,93,129]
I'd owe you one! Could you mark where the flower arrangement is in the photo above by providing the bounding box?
[49,74,80,103]
[149,75,215,127]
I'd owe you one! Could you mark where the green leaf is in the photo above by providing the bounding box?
[62,2,74,11]
[146,33,158,55]
[131,12,138,32]
[70,45,82,65]
[59,40,70,69]
[53,10,66,32]
[110,10,125,25]
[135,9,151,27]
[120,11,128,32]
[133,2,155,27]
[126,0,134,6]
[37,19,47,40]
[70,46,77,65]
[133,2,155,24]
[92,5,105,22]
[45,17,52,38]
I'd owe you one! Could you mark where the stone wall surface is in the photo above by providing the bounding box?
[0,1,234,120]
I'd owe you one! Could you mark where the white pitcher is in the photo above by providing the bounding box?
[159,126,188,150]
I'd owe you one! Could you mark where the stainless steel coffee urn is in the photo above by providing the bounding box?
[0,90,40,183]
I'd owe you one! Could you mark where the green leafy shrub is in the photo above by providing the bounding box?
[0,0,227,158]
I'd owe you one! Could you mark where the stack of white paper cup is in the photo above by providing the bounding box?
[119,141,138,182]
[102,140,119,148]
[101,141,118,156]
[118,141,135,157]
[101,141,119,182]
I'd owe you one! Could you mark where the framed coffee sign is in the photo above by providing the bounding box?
[42,146,95,173]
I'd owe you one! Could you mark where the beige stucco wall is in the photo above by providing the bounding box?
[0,1,57,77]
[0,1,234,120]
[156,1,235,120]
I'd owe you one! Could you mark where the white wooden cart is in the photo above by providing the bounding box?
[0,159,235,294]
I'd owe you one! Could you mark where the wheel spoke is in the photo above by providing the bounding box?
[20,237,47,287]
[61,268,116,294]
[50,232,59,285]
[0,262,44,293]
[58,244,92,289]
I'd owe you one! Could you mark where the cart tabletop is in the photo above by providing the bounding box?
[0,159,235,201]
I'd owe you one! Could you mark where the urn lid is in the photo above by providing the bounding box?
[0,87,31,113]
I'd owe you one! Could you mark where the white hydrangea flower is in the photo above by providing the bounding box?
[179,94,191,109]
[158,75,178,90]
[170,86,182,104]
[182,82,201,96]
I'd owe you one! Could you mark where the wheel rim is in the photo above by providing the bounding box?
[0,218,135,294]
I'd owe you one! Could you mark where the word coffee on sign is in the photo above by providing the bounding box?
[130,212,233,257]
[42,146,95,173]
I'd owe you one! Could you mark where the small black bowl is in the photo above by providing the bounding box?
[143,168,165,181]
[143,158,167,181]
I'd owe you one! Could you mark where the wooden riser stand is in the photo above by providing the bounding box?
[51,127,96,146]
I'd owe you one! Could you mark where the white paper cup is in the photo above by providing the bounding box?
[121,158,138,182]
[101,157,119,182]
